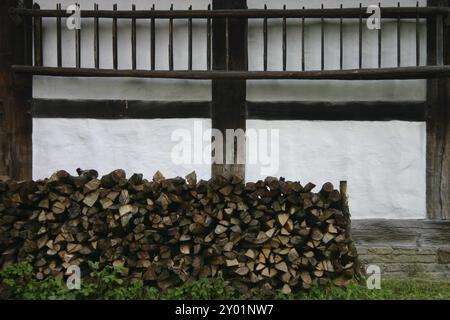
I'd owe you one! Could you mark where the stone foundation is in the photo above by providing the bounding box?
[357,246,450,279]
[352,220,450,279]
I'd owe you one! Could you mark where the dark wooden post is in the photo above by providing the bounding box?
[426,0,450,219]
[0,0,33,179]
[211,0,247,179]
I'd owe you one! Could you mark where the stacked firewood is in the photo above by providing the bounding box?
[0,170,359,294]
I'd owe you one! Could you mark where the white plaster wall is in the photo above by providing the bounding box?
[246,120,426,219]
[32,0,428,218]
[34,119,426,219]
[33,118,213,180]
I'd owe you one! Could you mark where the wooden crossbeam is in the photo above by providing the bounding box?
[10,6,450,19]
[31,99,426,122]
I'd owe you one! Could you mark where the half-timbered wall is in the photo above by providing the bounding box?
[31,0,428,219]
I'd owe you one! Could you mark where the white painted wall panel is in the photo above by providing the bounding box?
[33,118,213,180]
[246,120,426,219]
[34,118,426,219]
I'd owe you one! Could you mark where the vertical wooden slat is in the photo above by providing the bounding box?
[94,3,99,69]
[225,16,230,71]
[56,3,62,67]
[0,0,33,179]
[188,5,193,70]
[436,13,444,66]
[151,4,155,70]
[131,4,137,70]
[397,2,401,67]
[169,3,174,71]
[359,3,362,69]
[263,4,268,71]
[301,6,305,71]
[113,4,118,70]
[207,4,211,70]
[282,4,287,71]
[321,3,324,71]
[416,1,420,67]
[24,1,33,67]
[33,3,43,67]
[378,2,382,68]
[75,3,81,68]
[244,2,249,71]
[211,0,247,179]
[339,4,343,70]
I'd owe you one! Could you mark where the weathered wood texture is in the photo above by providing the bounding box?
[0,0,32,180]
[352,219,450,247]
[32,99,211,119]
[11,6,450,19]
[12,65,450,80]
[211,0,247,179]
[427,0,450,219]
[247,101,426,121]
[31,99,426,122]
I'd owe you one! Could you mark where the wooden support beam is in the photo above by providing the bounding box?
[12,65,450,80]
[31,99,425,121]
[32,99,211,119]
[211,0,247,179]
[11,7,450,19]
[0,0,32,180]
[426,0,450,219]
[247,101,426,121]
[352,219,450,247]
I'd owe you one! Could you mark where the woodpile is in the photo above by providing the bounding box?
[0,170,359,294]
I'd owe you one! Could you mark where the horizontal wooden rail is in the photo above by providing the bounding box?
[32,99,211,119]
[32,98,426,121]
[247,101,426,121]
[10,7,450,19]
[352,219,450,247]
[12,65,450,80]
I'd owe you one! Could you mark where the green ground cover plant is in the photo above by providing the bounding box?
[0,262,448,300]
